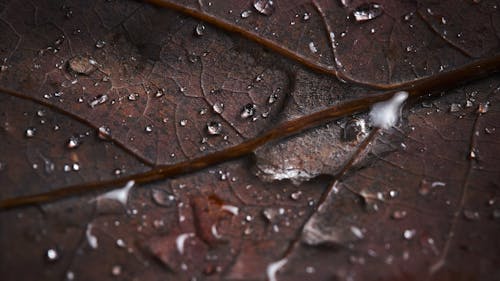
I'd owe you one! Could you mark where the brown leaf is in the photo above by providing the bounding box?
[1,1,500,281]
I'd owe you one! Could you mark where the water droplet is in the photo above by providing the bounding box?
[212,102,224,114]
[145,125,153,133]
[116,239,126,248]
[89,94,108,108]
[98,126,111,140]
[180,119,188,127]
[352,3,384,22]
[151,189,175,207]
[195,23,205,36]
[36,110,46,117]
[253,0,275,16]
[95,40,106,48]
[350,225,364,239]
[111,265,122,276]
[389,190,398,198]
[463,209,480,220]
[302,12,311,21]
[308,42,318,53]
[45,248,59,262]
[25,127,36,138]
[255,73,264,82]
[241,10,252,18]
[268,88,280,104]
[187,54,199,63]
[66,271,75,281]
[207,121,222,135]
[449,103,461,112]
[68,56,96,75]
[67,136,80,148]
[485,127,495,134]
[72,163,80,171]
[403,229,416,240]
[128,93,139,101]
[241,103,257,119]
[391,210,407,220]
[290,190,302,200]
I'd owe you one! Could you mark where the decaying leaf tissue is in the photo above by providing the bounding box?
[1,0,499,280]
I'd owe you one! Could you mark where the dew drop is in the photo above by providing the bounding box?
[350,225,364,239]
[151,189,176,207]
[308,42,318,53]
[449,103,461,112]
[352,3,384,22]
[98,126,111,140]
[290,190,302,200]
[145,125,153,133]
[187,54,199,63]
[195,23,205,36]
[111,265,122,276]
[45,248,59,262]
[253,0,275,16]
[95,40,106,48]
[180,119,188,127]
[89,94,108,108]
[463,209,480,220]
[127,93,139,101]
[116,239,126,248]
[25,127,36,138]
[268,88,280,104]
[485,127,495,134]
[391,210,407,220]
[240,103,257,119]
[302,12,311,21]
[67,136,80,148]
[241,10,252,18]
[207,121,222,135]
[212,102,224,114]
[403,229,416,240]
[68,56,96,75]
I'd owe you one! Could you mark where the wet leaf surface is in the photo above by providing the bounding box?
[1,1,500,281]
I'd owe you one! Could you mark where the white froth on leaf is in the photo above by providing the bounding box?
[369,91,408,129]
[98,180,135,205]
[266,258,288,281]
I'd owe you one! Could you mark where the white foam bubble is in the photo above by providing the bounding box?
[369,91,408,129]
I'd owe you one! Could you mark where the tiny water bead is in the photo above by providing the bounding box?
[67,56,96,75]
[67,136,80,148]
[45,248,59,262]
[403,229,416,240]
[241,10,252,18]
[308,42,318,53]
[25,127,36,138]
[352,3,384,22]
[95,40,106,48]
[89,94,108,108]
[207,121,222,135]
[98,126,111,140]
[212,102,224,114]
[195,23,205,36]
[253,0,275,16]
[128,93,139,101]
[240,103,257,119]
